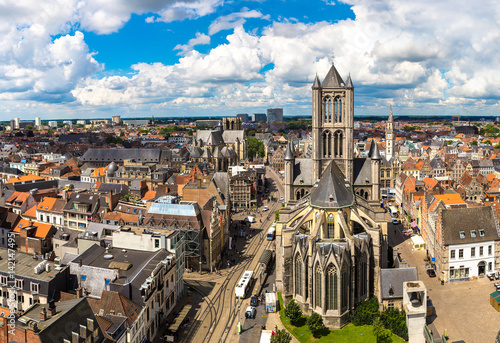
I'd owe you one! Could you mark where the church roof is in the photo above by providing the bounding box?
[345,74,353,88]
[312,74,321,89]
[322,63,345,88]
[310,160,354,208]
[292,159,314,185]
[353,157,373,186]
[371,141,382,160]
[285,141,294,160]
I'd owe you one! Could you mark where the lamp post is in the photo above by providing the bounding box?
[237,296,242,334]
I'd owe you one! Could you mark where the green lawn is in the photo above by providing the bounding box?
[277,293,406,343]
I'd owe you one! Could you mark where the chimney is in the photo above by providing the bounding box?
[76,287,83,298]
[78,259,82,267]
[71,331,80,343]
[48,301,56,316]
[40,307,47,321]
[114,268,120,281]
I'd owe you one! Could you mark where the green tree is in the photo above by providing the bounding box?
[446,140,453,145]
[471,140,478,146]
[247,136,264,160]
[306,311,324,338]
[284,299,302,324]
[484,140,492,145]
[25,125,33,131]
[351,297,379,326]
[271,326,292,343]
[495,144,500,149]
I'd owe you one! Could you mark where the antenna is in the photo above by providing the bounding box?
[331,51,335,65]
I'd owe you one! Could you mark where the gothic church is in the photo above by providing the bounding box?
[277,62,388,329]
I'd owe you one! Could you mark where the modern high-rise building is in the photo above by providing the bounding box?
[35,117,41,129]
[236,113,249,123]
[48,121,58,128]
[267,108,283,124]
[9,119,15,131]
[112,115,121,124]
[252,113,267,123]
[14,118,20,129]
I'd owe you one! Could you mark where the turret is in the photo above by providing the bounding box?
[284,141,295,203]
[371,141,381,201]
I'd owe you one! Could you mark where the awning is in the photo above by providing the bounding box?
[169,305,192,333]
[411,221,417,228]
[258,249,273,269]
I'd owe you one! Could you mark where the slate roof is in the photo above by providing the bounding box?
[16,297,102,342]
[353,157,373,186]
[292,159,314,185]
[87,290,141,327]
[310,160,354,208]
[322,63,345,87]
[222,130,245,144]
[81,148,163,163]
[196,130,224,146]
[441,206,499,245]
[380,267,418,299]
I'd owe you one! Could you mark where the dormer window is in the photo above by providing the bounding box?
[329,194,334,202]
[470,230,476,238]
[459,231,465,239]
[479,229,485,237]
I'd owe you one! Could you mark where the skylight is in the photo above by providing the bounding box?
[470,230,476,238]
[459,231,465,239]
[479,229,485,237]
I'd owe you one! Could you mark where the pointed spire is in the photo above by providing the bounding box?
[312,73,321,89]
[345,73,353,88]
[371,141,382,160]
[285,141,295,161]
[367,140,375,158]
[322,63,345,87]
[388,105,394,122]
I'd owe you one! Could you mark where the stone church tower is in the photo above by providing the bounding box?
[385,105,394,160]
[312,63,354,183]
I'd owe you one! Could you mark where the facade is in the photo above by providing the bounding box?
[236,113,249,123]
[229,169,257,209]
[112,115,121,124]
[267,108,283,124]
[431,206,500,282]
[252,113,267,122]
[62,193,100,230]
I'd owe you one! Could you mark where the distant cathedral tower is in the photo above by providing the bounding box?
[385,106,394,160]
[312,62,354,183]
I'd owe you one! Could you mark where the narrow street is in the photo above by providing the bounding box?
[173,167,284,343]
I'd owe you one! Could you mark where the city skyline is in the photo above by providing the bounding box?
[1,0,499,120]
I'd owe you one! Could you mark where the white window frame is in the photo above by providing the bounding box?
[0,276,6,285]
[31,282,39,294]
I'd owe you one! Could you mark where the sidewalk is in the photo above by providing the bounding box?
[265,312,300,343]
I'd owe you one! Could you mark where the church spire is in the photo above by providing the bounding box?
[345,73,353,88]
[388,105,393,122]
[312,73,321,89]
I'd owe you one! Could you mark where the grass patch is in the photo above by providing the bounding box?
[277,292,406,343]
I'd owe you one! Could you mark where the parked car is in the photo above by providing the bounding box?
[262,206,269,211]
[250,295,259,306]
[244,306,256,319]
[392,218,399,225]
[426,269,436,278]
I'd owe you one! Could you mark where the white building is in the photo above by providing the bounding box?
[14,117,20,129]
[76,120,86,125]
[35,117,41,129]
[48,121,57,128]
[438,207,500,282]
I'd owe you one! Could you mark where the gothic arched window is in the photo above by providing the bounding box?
[323,96,332,123]
[361,253,368,296]
[315,264,322,308]
[334,131,343,157]
[295,255,302,296]
[326,264,338,310]
[334,97,342,122]
[327,213,335,238]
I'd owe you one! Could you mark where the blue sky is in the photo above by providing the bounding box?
[0,0,499,119]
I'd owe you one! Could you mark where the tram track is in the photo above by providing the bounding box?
[182,167,283,343]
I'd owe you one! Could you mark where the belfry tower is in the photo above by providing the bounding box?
[385,106,394,160]
[312,62,354,183]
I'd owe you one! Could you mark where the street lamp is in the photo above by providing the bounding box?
[237,296,242,334]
